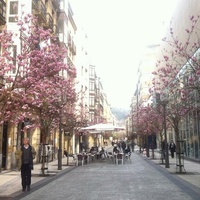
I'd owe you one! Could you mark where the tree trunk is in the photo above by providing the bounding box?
[174,122,184,173]
[152,148,155,159]
[40,129,48,176]
[67,139,70,166]
[41,144,46,176]
[146,135,150,157]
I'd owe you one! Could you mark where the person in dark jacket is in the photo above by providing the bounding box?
[15,137,36,192]
[161,139,166,159]
[113,144,119,154]
[169,139,176,158]
[121,141,126,153]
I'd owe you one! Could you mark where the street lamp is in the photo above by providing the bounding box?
[58,122,62,170]
[156,92,170,168]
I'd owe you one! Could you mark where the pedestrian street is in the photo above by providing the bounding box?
[18,152,200,200]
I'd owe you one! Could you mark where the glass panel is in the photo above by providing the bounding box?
[10,1,18,15]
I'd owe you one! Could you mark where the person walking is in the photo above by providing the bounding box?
[169,139,176,158]
[131,140,135,152]
[161,139,166,159]
[121,140,126,153]
[15,137,36,192]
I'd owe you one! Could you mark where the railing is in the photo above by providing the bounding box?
[0,0,6,25]
[53,24,59,38]
[72,40,76,55]
[45,13,53,30]
[39,0,46,22]
[59,32,67,44]
[68,33,72,47]
[67,56,74,69]
[32,0,46,23]
[32,0,39,10]
[52,0,60,9]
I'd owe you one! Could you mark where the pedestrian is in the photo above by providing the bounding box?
[15,137,36,192]
[124,145,131,159]
[100,147,106,159]
[64,148,68,157]
[169,139,176,158]
[131,140,135,152]
[121,140,126,153]
[161,139,166,159]
[113,144,119,154]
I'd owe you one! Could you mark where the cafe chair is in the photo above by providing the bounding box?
[116,153,124,165]
[76,154,84,166]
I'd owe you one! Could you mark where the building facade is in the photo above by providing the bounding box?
[0,0,78,171]
[129,0,200,161]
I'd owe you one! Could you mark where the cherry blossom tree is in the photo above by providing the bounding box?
[0,14,78,174]
[151,15,200,172]
[136,105,163,158]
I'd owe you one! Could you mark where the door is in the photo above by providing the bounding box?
[2,122,8,169]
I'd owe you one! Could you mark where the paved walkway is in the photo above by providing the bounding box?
[146,149,200,190]
[13,150,200,200]
[0,157,76,199]
[0,146,199,199]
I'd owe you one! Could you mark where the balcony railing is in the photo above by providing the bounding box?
[68,33,72,47]
[32,0,39,10]
[72,40,76,55]
[52,0,60,9]
[0,0,6,25]
[59,32,67,49]
[53,24,59,38]
[44,13,53,30]
[67,56,74,69]
[32,0,46,23]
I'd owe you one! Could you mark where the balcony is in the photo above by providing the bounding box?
[0,0,6,25]
[72,40,76,55]
[43,13,53,31]
[20,32,29,46]
[52,0,60,9]
[59,31,67,46]
[67,56,75,69]
[68,33,72,47]
[53,24,59,41]
[32,0,46,23]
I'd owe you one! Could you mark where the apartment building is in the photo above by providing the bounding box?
[0,0,78,171]
[130,0,200,161]
[161,0,200,161]
[0,0,116,170]
[0,0,5,26]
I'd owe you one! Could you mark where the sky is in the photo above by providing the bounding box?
[69,0,179,110]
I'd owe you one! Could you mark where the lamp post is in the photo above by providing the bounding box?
[156,92,169,168]
[58,122,62,170]
[0,83,5,173]
[160,100,169,168]
[58,101,63,170]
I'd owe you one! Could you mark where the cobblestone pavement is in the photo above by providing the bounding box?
[11,152,200,200]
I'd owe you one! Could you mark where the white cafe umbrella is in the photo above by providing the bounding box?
[81,123,125,132]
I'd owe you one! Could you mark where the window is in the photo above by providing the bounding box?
[89,112,94,123]
[9,1,18,22]
[89,67,95,77]
[89,81,95,91]
[0,0,6,19]
[89,97,94,106]
[8,45,17,73]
